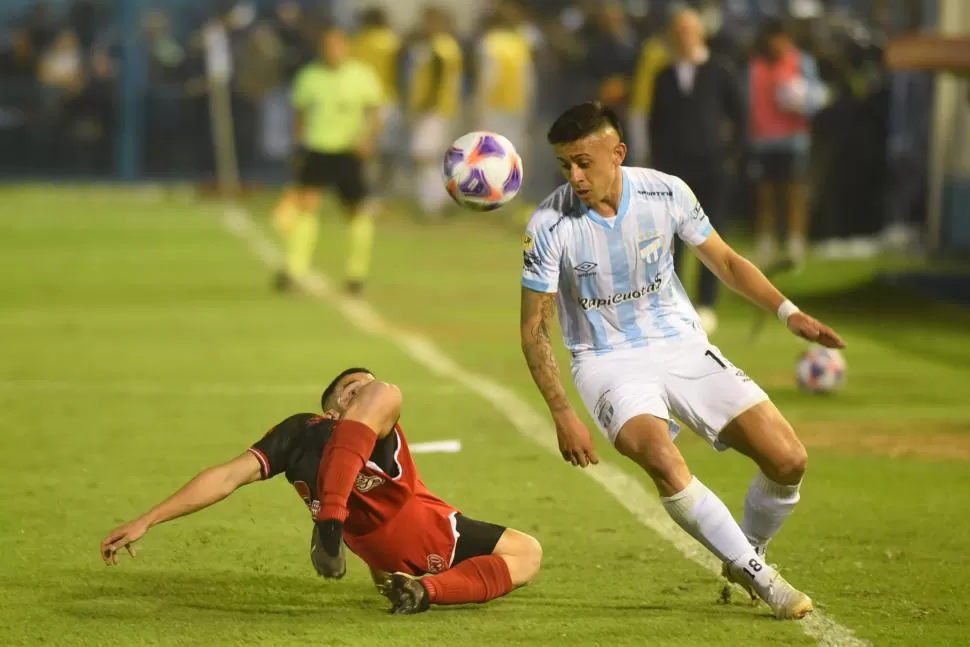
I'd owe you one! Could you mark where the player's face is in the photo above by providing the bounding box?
[333,372,376,412]
[767,33,791,59]
[671,13,703,57]
[320,29,348,66]
[553,129,626,205]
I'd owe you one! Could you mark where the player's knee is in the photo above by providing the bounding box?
[521,534,542,584]
[509,533,542,587]
[771,440,808,484]
[616,434,684,483]
[345,381,402,435]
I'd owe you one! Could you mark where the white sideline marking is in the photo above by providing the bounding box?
[222,206,867,647]
[410,440,463,454]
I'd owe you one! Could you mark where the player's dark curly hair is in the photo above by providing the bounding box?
[321,367,373,410]
[546,101,624,145]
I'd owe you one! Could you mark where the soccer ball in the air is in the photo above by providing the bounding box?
[796,345,846,394]
[443,131,523,211]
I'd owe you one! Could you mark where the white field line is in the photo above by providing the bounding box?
[222,206,866,647]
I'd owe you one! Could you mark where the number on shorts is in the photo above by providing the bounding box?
[705,349,728,370]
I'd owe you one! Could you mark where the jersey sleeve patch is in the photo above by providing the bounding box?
[671,176,714,246]
[521,209,564,293]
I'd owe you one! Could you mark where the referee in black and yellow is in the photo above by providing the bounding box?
[272,24,384,295]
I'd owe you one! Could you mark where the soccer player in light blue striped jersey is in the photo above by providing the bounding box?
[519,101,845,620]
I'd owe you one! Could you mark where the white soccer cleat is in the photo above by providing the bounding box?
[757,568,814,619]
[723,562,813,619]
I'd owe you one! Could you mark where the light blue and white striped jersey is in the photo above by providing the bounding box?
[521,167,712,357]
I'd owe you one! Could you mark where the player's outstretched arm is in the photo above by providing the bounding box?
[692,232,845,349]
[100,452,263,565]
[520,287,599,467]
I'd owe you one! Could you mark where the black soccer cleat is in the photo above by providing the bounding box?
[388,572,431,615]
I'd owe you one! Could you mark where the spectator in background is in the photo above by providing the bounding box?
[69,47,116,173]
[628,29,669,165]
[647,7,744,335]
[351,7,403,198]
[36,29,84,170]
[0,27,36,86]
[38,29,84,98]
[236,23,286,175]
[143,9,190,176]
[273,0,314,78]
[472,0,535,218]
[747,18,827,268]
[582,2,637,114]
[406,6,463,220]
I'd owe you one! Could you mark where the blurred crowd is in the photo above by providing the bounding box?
[0,0,934,247]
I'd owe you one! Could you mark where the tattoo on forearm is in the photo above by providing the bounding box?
[522,293,569,412]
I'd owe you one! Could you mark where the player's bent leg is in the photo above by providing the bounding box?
[491,528,542,588]
[388,519,536,614]
[316,383,401,570]
[280,188,322,287]
[614,414,692,497]
[613,413,811,618]
[720,401,807,485]
[272,187,301,234]
[719,401,807,555]
[341,195,376,295]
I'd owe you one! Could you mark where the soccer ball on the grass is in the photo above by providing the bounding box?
[443,131,523,211]
[796,345,847,394]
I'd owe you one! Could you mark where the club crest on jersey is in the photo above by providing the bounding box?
[427,553,447,574]
[522,233,534,252]
[354,472,386,493]
[638,233,663,263]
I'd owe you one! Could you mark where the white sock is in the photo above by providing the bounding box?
[417,163,448,215]
[662,477,773,586]
[742,471,801,554]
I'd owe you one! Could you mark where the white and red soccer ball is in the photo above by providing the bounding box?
[796,345,846,394]
[442,131,523,211]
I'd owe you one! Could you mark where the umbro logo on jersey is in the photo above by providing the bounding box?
[637,189,673,199]
[574,261,598,277]
[354,472,386,493]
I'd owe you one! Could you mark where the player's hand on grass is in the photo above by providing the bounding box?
[787,311,845,349]
[100,518,149,565]
[553,409,600,468]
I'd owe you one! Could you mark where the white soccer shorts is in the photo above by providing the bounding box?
[572,339,769,450]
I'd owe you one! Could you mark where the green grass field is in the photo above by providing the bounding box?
[2,187,969,646]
